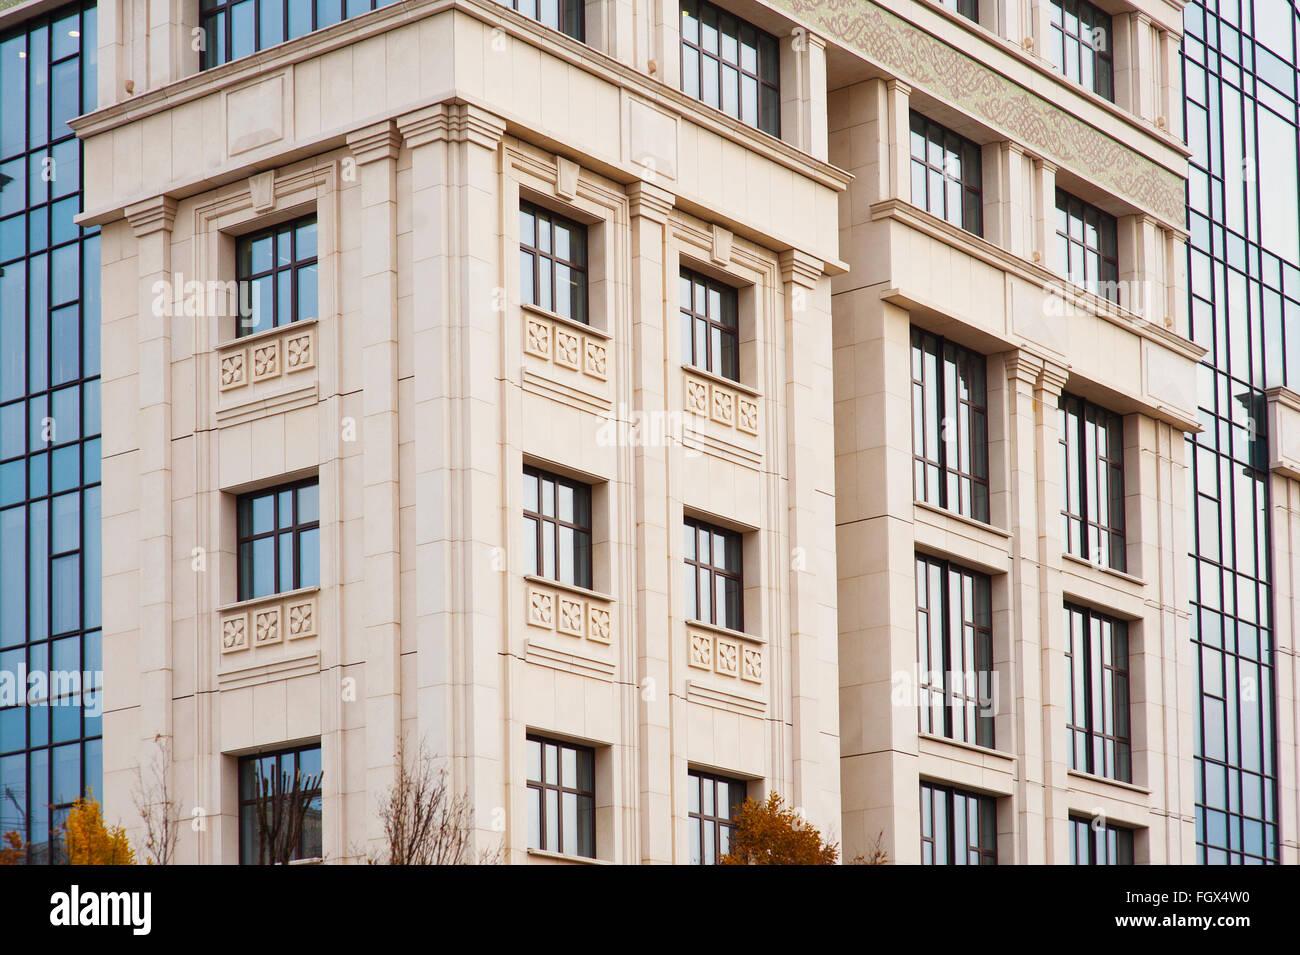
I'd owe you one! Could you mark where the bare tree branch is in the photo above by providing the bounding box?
[371,737,502,865]
[131,734,179,865]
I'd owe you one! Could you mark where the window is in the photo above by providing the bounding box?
[684,517,743,631]
[1059,392,1126,570]
[236,480,320,601]
[909,113,983,235]
[915,555,994,748]
[1065,603,1132,782]
[1048,0,1113,100]
[199,0,400,70]
[911,328,989,522]
[937,0,978,21]
[1070,815,1134,864]
[238,744,323,864]
[526,735,595,858]
[680,267,739,382]
[920,782,996,864]
[688,770,746,864]
[519,203,588,324]
[679,0,780,136]
[508,0,584,40]
[236,215,318,337]
[522,467,592,589]
[1054,190,1119,302]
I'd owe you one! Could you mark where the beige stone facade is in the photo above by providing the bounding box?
[48,0,1245,862]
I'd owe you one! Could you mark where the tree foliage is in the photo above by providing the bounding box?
[717,792,839,865]
[0,830,25,865]
[62,795,135,865]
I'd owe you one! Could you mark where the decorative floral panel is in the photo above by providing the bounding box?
[686,624,763,687]
[526,580,614,649]
[683,368,760,438]
[220,592,319,655]
[217,323,316,395]
[522,309,609,386]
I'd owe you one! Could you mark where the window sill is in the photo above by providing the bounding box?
[918,733,1015,765]
[686,618,760,645]
[216,316,319,353]
[1060,553,1145,589]
[1067,769,1150,797]
[526,848,609,865]
[218,585,321,615]
[681,363,760,399]
[521,302,609,341]
[913,500,1010,539]
[523,575,613,605]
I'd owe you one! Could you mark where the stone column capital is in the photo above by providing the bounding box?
[346,120,402,166]
[779,249,825,289]
[125,195,178,238]
[627,180,675,223]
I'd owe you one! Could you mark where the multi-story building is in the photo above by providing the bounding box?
[0,0,1292,864]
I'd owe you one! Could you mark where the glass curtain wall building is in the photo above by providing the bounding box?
[0,0,101,862]
[1182,0,1294,863]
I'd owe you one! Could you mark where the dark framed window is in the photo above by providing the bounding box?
[680,267,739,382]
[911,328,989,522]
[916,555,994,748]
[508,0,584,40]
[522,467,592,589]
[199,0,399,70]
[1048,0,1113,100]
[1054,189,1119,302]
[679,0,780,136]
[237,479,320,601]
[236,215,317,338]
[937,0,978,21]
[909,113,983,235]
[519,202,588,324]
[238,744,323,864]
[1059,392,1126,570]
[688,769,746,864]
[526,735,595,858]
[0,0,102,862]
[684,517,743,631]
[1065,603,1132,783]
[920,782,996,864]
[1070,815,1134,865]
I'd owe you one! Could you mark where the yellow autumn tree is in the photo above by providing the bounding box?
[717,792,839,865]
[62,795,135,865]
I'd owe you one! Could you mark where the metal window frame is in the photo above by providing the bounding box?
[1054,188,1120,303]
[680,265,740,382]
[919,781,998,865]
[679,0,782,137]
[910,327,990,522]
[915,554,995,749]
[525,733,596,858]
[1058,391,1127,570]
[236,742,324,865]
[519,201,589,325]
[235,477,320,601]
[1064,602,1132,783]
[683,516,744,632]
[522,465,593,589]
[235,213,318,338]
[687,768,747,864]
[908,111,984,236]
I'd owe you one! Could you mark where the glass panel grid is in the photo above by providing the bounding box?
[915,554,994,748]
[919,781,996,864]
[0,0,100,863]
